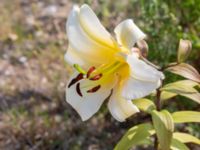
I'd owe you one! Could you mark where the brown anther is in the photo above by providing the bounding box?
[76,73,84,80]
[87,85,101,93]
[87,66,96,78]
[76,83,83,97]
[68,73,83,88]
[89,73,102,81]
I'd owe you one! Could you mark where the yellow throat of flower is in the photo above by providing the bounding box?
[68,57,129,97]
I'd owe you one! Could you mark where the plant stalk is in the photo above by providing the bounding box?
[154,80,163,149]
[155,88,161,111]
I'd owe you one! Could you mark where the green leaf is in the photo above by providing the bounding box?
[173,132,200,145]
[161,91,200,104]
[151,110,174,150]
[161,80,200,104]
[173,80,199,87]
[171,139,190,150]
[181,93,200,104]
[167,63,200,83]
[136,138,153,146]
[172,111,200,123]
[161,91,177,101]
[161,80,198,94]
[177,39,192,63]
[114,123,154,150]
[132,98,156,113]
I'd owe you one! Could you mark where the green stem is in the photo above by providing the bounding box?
[154,80,163,150]
[155,88,161,111]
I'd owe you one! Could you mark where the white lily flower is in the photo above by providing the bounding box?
[65,4,164,122]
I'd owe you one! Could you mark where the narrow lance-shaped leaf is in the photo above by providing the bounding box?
[172,111,200,123]
[114,123,154,150]
[161,80,200,104]
[171,139,190,150]
[181,93,200,104]
[132,98,156,113]
[161,91,200,104]
[151,110,174,150]
[161,91,177,101]
[161,80,198,94]
[167,63,200,83]
[173,132,200,145]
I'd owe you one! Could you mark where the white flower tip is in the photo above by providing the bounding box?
[130,19,146,40]
[72,4,80,11]
[81,4,90,9]
[160,72,165,80]
[124,19,146,39]
[80,115,90,121]
[132,22,146,40]
[157,71,165,80]
[80,4,94,15]
[66,4,79,33]
[114,19,146,49]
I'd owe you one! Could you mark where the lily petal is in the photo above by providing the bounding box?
[79,4,117,49]
[122,54,164,99]
[122,77,161,100]
[64,46,88,67]
[114,19,146,49]
[64,46,100,68]
[127,54,164,82]
[108,87,139,122]
[66,5,117,68]
[66,72,117,121]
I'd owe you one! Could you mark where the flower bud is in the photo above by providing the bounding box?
[177,39,192,63]
[136,40,149,58]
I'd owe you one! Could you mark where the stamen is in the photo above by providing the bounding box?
[89,73,103,81]
[68,73,83,88]
[73,64,87,74]
[76,83,83,97]
[87,66,96,78]
[87,85,101,93]
[76,73,84,80]
[78,61,125,94]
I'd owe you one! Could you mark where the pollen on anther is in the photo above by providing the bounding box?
[87,66,96,78]
[87,85,101,93]
[89,73,102,81]
[68,73,83,88]
[76,83,83,97]
[76,73,84,80]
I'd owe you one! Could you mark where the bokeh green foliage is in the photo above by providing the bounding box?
[78,0,200,68]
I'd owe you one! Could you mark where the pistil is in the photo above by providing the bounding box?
[69,61,126,97]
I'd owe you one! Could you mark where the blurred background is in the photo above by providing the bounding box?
[0,0,199,149]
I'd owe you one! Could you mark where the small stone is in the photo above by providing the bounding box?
[19,56,27,64]
[42,5,58,16]
[8,33,18,41]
